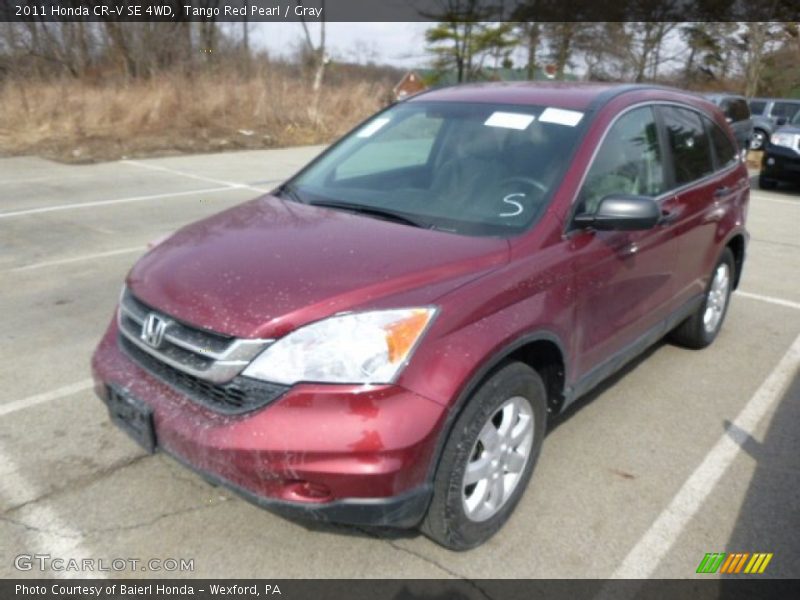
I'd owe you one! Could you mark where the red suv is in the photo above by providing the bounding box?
[92,83,750,550]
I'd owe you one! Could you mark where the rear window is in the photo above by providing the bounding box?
[705,117,738,169]
[661,106,714,186]
[771,102,800,121]
[749,100,766,115]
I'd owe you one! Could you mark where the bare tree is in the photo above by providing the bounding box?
[576,23,632,81]
[735,23,783,97]
[542,22,590,79]
[681,22,739,85]
[297,0,327,92]
[516,22,540,80]
[622,22,678,83]
[757,22,800,96]
[242,0,249,56]
[195,0,221,64]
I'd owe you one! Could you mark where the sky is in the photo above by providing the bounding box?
[248,22,433,68]
[242,22,691,79]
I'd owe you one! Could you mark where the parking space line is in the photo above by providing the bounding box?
[11,247,144,272]
[122,159,269,193]
[750,192,799,206]
[736,290,800,311]
[247,178,284,186]
[610,332,800,579]
[0,186,235,219]
[0,380,93,418]
[0,441,105,579]
[0,176,59,186]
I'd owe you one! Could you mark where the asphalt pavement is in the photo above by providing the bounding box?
[0,147,798,580]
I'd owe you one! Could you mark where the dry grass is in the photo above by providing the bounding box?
[0,70,390,163]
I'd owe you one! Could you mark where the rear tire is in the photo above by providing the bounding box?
[421,362,547,550]
[669,248,735,349]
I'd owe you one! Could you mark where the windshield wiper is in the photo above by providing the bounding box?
[308,200,428,229]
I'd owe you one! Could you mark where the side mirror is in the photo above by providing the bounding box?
[776,116,788,126]
[574,194,661,231]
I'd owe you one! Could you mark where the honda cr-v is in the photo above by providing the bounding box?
[92,83,750,550]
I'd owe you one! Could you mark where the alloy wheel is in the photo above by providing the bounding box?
[703,263,730,334]
[462,396,535,522]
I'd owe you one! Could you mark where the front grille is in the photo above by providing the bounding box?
[119,335,288,414]
[117,288,272,384]
[121,291,232,353]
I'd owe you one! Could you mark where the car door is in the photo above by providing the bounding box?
[568,105,678,379]
[656,105,744,308]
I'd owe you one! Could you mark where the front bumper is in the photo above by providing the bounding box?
[761,145,800,181]
[91,321,446,528]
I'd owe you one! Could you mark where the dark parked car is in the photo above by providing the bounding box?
[704,93,752,153]
[748,97,800,150]
[760,109,800,188]
[92,83,750,550]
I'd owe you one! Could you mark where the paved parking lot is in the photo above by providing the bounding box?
[0,147,798,580]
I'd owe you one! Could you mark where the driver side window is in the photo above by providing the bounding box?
[578,107,665,214]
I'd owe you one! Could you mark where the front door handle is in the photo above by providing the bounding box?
[713,186,731,198]
[659,208,678,225]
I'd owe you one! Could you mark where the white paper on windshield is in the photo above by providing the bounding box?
[484,111,535,130]
[539,107,584,127]
[356,117,391,137]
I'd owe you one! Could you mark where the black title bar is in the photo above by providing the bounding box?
[3,0,800,22]
[4,579,800,600]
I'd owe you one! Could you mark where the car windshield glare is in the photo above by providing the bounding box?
[289,101,584,236]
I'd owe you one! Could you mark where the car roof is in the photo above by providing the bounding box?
[408,82,713,112]
[752,97,800,104]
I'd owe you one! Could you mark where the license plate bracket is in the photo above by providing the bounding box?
[106,386,156,453]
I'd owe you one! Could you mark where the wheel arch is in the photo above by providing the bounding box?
[424,330,568,484]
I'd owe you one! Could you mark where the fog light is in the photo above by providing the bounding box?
[285,480,332,501]
[767,157,775,166]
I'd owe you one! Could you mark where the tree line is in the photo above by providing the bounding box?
[0,0,327,82]
[1,11,798,99]
[424,21,800,97]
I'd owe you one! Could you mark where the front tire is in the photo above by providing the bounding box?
[421,362,547,550]
[669,248,735,349]
[750,129,767,150]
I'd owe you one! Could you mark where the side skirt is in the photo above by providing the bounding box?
[564,294,705,408]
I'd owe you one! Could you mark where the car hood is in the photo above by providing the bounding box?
[127,195,509,338]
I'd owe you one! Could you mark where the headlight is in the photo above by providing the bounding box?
[242,308,437,385]
[770,132,798,149]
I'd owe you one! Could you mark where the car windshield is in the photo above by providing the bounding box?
[287,101,585,236]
